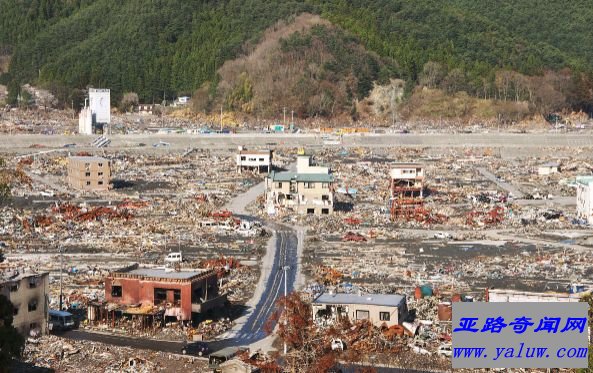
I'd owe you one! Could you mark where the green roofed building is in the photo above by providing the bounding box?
[265,154,334,215]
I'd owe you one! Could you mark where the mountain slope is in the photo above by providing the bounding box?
[1,0,592,115]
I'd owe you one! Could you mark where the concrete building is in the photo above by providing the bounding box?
[104,264,226,322]
[538,162,560,176]
[236,146,272,174]
[577,176,593,224]
[312,292,408,328]
[0,270,49,336]
[390,162,425,220]
[79,88,111,135]
[265,154,334,215]
[487,287,589,303]
[67,156,111,191]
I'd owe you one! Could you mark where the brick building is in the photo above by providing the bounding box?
[104,264,226,321]
[67,156,111,191]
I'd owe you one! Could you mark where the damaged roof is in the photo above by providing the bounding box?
[269,171,333,183]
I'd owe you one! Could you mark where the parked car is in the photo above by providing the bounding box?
[181,341,209,356]
[434,232,452,239]
[164,252,183,263]
[49,310,75,332]
[437,343,452,357]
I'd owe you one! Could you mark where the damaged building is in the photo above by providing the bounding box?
[0,270,49,336]
[265,153,334,215]
[576,176,593,224]
[67,156,111,191]
[236,146,272,174]
[312,292,408,328]
[389,163,424,220]
[486,285,590,303]
[104,264,227,322]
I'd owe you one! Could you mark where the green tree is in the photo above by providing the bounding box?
[0,294,25,372]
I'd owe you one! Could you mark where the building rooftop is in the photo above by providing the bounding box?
[313,292,406,307]
[269,171,333,183]
[576,176,593,186]
[392,162,424,168]
[111,264,211,281]
[68,156,109,162]
[540,162,560,168]
[0,269,48,283]
[238,150,271,155]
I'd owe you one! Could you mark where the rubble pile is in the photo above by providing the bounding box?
[22,335,207,372]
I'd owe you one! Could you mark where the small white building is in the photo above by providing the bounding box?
[538,162,560,176]
[79,88,111,135]
[236,146,272,174]
[487,286,589,303]
[312,292,408,328]
[577,176,593,224]
[390,162,424,199]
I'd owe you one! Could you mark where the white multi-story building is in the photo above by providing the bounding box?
[79,88,111,135]
[576,176,593,224]
[236,146,272,174]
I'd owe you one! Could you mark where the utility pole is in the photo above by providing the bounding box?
[283,107,286,126]
[220,105,223,132]
[59,245,64,311]
[283,265,290,355]
[291,110,294,128]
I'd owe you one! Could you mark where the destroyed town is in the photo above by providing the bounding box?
[1,2,593,373]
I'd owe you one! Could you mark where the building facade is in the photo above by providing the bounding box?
[236,147,272,174]
[0,271,49,336]
[312,293,408,328]
[577,176,593,224]
[104,264,226,321]
[390,162,425,220]
[67,156,111,191]
[265,155,334,215]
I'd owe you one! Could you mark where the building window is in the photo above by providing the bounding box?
[98,172,103,176]
[276,182,282,188]
[111,286,122,297]
[322,183,329,188]
[98,181,103,185]
[86,181,91,186]
[304,182,315,189]
[98,163,103,167]
[13,306,19,316]
[154,288,167,304]
[10,283,18,292]
[259,158,264,162]
[322,195,329,201]
[28,300,38,312]
[174,290,181,303]
[307,208,315,214]
[28,278,37,288]
[85,172,91,177]
[322,208,329,215]
[379,312,390,321]
[356,310,370,320]
[84,163,90,167]
[30,323,38,330]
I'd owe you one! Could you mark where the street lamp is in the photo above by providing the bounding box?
[59,245,64,311]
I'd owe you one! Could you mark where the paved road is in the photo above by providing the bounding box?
[3,132,593,153]
[60,330,183,354]
[477,167,524,198]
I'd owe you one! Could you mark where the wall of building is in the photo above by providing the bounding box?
[267,180,333,215]
[0,273,48,336]
[313,302,404,328]
[390,166,424,180]
[105,275,218,321]
[236,152,271,172]
[68,158,111,191]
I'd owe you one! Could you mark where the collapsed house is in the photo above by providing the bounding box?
[265,153,334,215]
[312,292,408,328]
[104,264,226,322]
[67,156,111,191]
[537,161,560,176]
[236,146,272,174]
[389,163,424,220]
[576,176,593,224]
[0,269,49,336]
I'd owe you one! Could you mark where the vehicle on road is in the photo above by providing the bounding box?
[181,341,209,356]
[437,343,452,357]
[153,141,170,147]
[63,143,76,148]
[49,310,75,331]
[434,232,452,239]
[209,346,245,371]
[164,252,183,264]
[39,190,55,197]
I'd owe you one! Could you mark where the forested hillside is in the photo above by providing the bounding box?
[1,0,592,118]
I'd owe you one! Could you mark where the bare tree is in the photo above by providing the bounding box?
[420,61,445,89]
[120,92,139,113]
